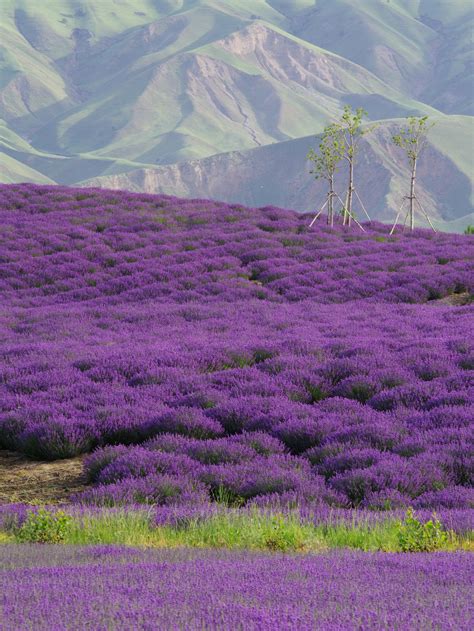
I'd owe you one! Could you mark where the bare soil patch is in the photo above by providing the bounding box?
[0,451,87,505]
[429,292,472,306]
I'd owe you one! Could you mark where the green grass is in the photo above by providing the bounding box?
[0,531,15,544]
[65,510,161,547]
[159,511,323,552]
[6,508,472,553]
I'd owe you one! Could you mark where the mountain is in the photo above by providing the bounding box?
[0,0,473,229]
[82,116,473,232]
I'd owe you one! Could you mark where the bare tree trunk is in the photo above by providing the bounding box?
[409,158,416,230]
[328,176,334,226]
[344,159,354,226]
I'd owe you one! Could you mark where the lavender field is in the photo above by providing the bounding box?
[1,546,473,630]
[0,183,473,628]
[1,184,472,513]
[0,185,474,509]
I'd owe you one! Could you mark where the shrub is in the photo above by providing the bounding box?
[153,408,224,439]
[232,432,286,456]
[262,513,306,551]
[0,415,26,450]
[200,457,313,502]
[19,420,97,460]
[83,445,129,482]
[414,486,474,510]
[317,448,382,479]
[273,417,330,454]
[333,376,378,403]
[208,397,277,434]
[77,474,208,507]
[396,508,450,552]
[16,508,72,544]
[96,449,199,484]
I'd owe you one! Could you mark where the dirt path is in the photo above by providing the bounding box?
[0,451,87,505]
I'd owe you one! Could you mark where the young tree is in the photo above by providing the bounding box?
[337,105,374,226]
[392,116,435,231]
[307,123,344,227]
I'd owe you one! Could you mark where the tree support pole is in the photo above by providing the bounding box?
[309,196,330,227]
[353,189,371,221]
[402,205,410,231]
[334,193,366,232]
[390,198,407,235]
[414,197,436,232]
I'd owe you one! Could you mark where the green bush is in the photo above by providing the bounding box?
[397,508,449,552]
[16,509,72,544]
[262,514,306,551]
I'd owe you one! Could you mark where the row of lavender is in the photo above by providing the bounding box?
[1,546,473,630]
[0,184,472,511]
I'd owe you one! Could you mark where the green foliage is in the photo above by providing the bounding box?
[211,485,245,508]
[280,237,304,247]
[252,348,275,363]
[0,531,14,543]
[397,508,450,552]
[307,123,344,181]
[261,514,307,551]
[333,105,377,168]
[305,382,328,403]
[464,225,474,235]
[347,381,376,403]
[226,352,255,369]
[339,105,371,160]
[16,509,72,544]
[392,116,435,165]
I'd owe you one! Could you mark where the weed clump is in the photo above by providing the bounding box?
[16,508,72,544]
[397,508,451,552]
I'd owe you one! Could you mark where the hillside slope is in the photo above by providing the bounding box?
[0,0,472,227]
[0,183,473,513]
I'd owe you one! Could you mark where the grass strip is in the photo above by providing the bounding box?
[5,508,471,552]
